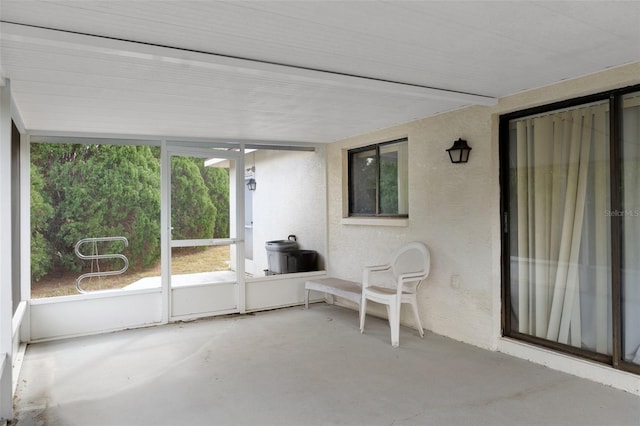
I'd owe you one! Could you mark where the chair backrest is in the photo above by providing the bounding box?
[390,242,431,292]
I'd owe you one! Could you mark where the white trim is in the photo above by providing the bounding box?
[499,337,640,396]
[31,135,162,147]
[170,238,238,248]
[20,133,30,307]
[245,270,326,283]
[165,144,245,317]
[0,80,14,421]
[341,217,409,227]
[235,145,246,314]
[11,343,26,396]
[11,304,27,396]
[170,308,239,323]
[166,144,243,159]
[9,97,25,135]
[28,287,161,305]
[160,141,171,324]
[10,302,26,337]
[29,131,318,148]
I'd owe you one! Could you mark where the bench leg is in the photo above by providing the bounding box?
[305,289,310,309]
[359,295,367,333]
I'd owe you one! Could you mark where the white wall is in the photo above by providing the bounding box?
[326,63,640,365]
[250,147,327,276]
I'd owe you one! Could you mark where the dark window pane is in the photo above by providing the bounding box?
[380,151,398,214]
[348,139,408,217]
[350,149,377,214]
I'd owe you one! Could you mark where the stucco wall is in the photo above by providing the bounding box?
[326,62,640,351]
[250,147,327,276]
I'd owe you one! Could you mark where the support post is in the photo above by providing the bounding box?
[0,81,14,421]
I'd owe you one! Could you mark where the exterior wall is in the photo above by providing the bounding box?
[249,147,327,276]
[327,105,499,349]
[326,63,640,355]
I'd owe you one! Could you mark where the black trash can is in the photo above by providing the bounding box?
[293,250,318,272]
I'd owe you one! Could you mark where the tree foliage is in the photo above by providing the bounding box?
[380,156,399,214]
[170,157,216,240]
[198,163,230,238]
[32,144,161,273]
[30,165,54,281]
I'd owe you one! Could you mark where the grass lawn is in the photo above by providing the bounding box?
[31,245,231,298]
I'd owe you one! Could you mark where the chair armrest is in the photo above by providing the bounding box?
[362,263,391,288]
[399,271,426,281]
[396,272,427,295]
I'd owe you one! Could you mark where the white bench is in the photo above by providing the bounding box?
[304,277,362,309]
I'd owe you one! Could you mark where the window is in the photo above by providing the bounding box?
[29,142,163,297]
[500,85,640,375]
[348,138,408,217]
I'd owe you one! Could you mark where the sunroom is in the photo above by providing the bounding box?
[1,1,640,423]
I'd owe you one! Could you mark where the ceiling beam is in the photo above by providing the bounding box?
[1,21,498,107]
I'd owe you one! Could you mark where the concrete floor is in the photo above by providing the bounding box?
[12,304,640,426]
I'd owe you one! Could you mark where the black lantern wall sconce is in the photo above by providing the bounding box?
[446,138,472,164]
[246,178,257,191]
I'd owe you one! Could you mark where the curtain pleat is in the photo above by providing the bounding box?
[558,109,593,345]
[547,109,586,342]
[516,121,530,334]
[593,107,609,353]
[533,117,553,337]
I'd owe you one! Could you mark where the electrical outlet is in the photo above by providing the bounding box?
[451,274,460,289]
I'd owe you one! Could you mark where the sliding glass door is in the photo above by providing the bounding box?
[501,86,640,374]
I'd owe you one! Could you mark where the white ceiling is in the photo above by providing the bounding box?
[1,1,639,144]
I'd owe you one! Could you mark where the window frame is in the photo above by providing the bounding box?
[347,138,409,218]
[499,83,640,376]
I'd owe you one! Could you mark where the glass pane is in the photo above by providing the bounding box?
[380,140,408,215]
[30,143,161,297]
[171,156,225,240]
[621,92,640,365]
[243,149,324,277]
[170,155,234,287]
[349,149,377,215]
[508,101,612,355]
[170,245,236,287]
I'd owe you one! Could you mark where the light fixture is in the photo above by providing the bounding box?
[246,178,256,191]
[446,138,472,164]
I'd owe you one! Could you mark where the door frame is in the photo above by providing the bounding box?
[161,142,245,322]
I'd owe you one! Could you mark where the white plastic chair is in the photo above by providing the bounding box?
[359,242,431,347]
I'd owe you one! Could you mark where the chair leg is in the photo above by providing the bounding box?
[359,295,367,333]
[409,298,424,338]
[389,300,400,347]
